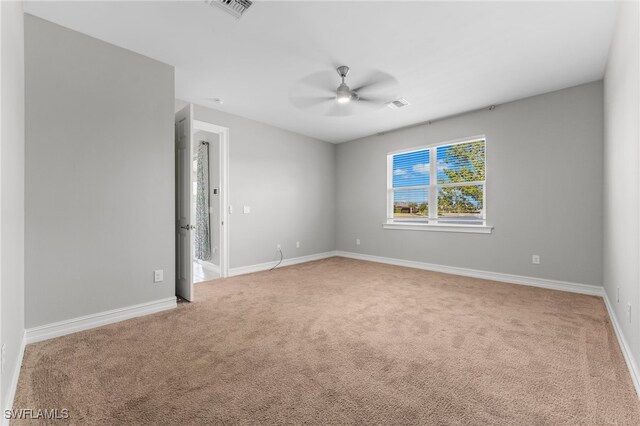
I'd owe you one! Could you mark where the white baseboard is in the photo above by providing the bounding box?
[1,332,26,426]
[602,292,640,397]
[335,251,604,296]
[228,251,337,277]
[24,297,177,345]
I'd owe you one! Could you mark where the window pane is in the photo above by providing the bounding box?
[437,140,485,184]
[393,149,430,187]
[437,185,483,219]
[393,189,428,219]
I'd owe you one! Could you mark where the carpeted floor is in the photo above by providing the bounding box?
[12,257,640,425]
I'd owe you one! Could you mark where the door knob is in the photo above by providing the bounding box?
[180,224,195,230]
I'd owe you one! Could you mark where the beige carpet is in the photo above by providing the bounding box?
[13,257,640,425]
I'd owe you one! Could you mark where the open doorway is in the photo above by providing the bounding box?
[192,129,220,283]
[175,104,229,301]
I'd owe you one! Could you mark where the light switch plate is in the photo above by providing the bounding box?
[243,206,251,214]
[154,270,163,283]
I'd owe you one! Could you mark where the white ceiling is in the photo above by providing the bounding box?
[24,1,618,143]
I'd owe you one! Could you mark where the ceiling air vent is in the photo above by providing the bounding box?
[206,0,253,19]
[386,98,410,109]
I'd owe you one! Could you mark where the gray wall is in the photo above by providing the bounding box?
[603,1,640,371]
[336,82,604,286]
[25,15,175,328]
[1,1,25,412]
[176,100,336,269]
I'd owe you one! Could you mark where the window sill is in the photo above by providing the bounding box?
[382,221,493,234]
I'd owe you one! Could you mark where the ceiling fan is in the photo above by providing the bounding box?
[290,65,400,116]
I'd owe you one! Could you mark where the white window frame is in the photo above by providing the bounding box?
[384,135,493,234]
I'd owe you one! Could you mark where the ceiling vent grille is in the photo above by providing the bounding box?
[386,98,410,109]
[206,0,253,19]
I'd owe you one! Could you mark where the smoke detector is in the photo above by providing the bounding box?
[205,0,253,19]
[386,98,410,109]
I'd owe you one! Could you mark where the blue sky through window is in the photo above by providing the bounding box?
[392,150,429,188]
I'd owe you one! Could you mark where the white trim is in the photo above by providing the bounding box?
[228,251,337,277]
[1,332,26,426]
[220,125,230,278]
[383,221,493,234]
[602,292,640,398]
[24,297,177,344]
[386,154,394,219]
[429,146,438,218]
[335,251,604,296]
[438,180,486,188]
[192,120,226,134]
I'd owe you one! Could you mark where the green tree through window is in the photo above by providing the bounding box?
[438,141,485,216]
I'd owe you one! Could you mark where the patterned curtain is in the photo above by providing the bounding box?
[195,141,212,261]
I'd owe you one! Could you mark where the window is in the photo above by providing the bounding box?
[385,137,492,233]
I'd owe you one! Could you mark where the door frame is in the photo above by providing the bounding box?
[192,119,230,278]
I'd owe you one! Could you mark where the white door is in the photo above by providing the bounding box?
[175,105,194,301]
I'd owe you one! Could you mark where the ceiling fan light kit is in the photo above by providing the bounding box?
[335,65,357,104]
[336,83,352,104]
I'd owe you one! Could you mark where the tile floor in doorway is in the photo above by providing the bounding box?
[193,261,219,283]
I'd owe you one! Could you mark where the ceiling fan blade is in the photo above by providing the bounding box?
[290,96,334,110]
[352,70,399,96]
[357,95,390,104]
[297,70,337,96]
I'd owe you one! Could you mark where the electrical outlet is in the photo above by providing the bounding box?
[532,255,540,265]
[356,238,361,245]
[628,303,632,323]
[154,270,164,283]
[296,241,300,248]
[617,287,620,303]
[1,343,6,374]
